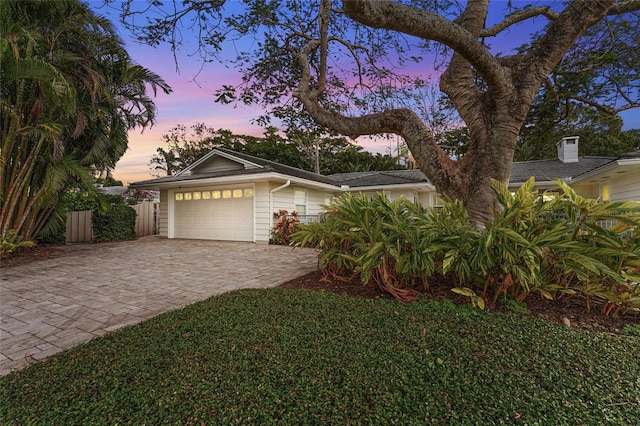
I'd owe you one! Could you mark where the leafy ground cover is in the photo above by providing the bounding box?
[1,284,639,424]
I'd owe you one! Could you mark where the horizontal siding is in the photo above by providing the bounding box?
[255,181,271,243]
[307,189,334,215]
[159,189,168,237]
[272,186,294,214]
[610,170,640,202]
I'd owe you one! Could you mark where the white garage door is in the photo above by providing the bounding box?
[173,187,254,241]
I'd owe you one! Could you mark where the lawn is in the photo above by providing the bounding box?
[1,288,639,425]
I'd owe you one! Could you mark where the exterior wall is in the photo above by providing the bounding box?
[271,185,295,215]
[254,181,271,244]
[159,189,169,237]
[570,183,599,200]
[307,190,334,215]
[610,169,640,202]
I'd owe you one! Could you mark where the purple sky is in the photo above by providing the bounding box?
[91,1,640,185]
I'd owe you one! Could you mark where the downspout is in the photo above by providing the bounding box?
[269,180,291,230]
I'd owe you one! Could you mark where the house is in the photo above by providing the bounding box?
[130,138,640,243]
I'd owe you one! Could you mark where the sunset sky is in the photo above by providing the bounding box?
[91,1,640,185]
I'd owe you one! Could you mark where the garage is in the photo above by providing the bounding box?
[172,187,254,241]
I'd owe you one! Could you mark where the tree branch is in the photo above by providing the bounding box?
[607,0,640,14]
[342,0,508,94]
[481,6,559,37]
[517,0,614,102]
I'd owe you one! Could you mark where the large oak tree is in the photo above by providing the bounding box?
[115,0,640,226]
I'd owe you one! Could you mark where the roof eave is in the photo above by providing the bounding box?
[341,182,435,192]
[131,172,340,191]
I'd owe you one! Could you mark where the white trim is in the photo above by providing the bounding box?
[269,180,291,229]
[568,158,640,184]
[135,172,340,192]
[342,182,436,192]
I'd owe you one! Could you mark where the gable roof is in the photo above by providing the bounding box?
[130,147,338,188]
[328,157,618,188]
[509,156,615,184]
[131,147,631,190]
[329,170,430,187]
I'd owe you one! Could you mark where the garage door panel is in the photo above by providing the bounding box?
[173,187,253,241]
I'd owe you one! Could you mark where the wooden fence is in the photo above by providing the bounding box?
[65,201,159,243]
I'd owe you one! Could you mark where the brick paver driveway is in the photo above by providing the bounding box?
[0,237,318,375]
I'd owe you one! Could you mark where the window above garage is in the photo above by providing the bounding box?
[175,187,253,201]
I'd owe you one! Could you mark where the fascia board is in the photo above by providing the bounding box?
[569,161,620,184]
[133,172,340,191]
[340,182,436,192]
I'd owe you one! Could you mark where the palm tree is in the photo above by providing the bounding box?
[0,0,171,241]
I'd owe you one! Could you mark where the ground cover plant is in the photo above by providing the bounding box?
[292,179,640,315]
[1,288,639,424]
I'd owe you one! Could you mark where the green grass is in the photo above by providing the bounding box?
[1,289,639,425]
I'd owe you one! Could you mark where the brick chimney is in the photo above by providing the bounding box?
[557,136,579,163]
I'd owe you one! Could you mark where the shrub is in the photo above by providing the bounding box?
[271,210,300,245]
[293,193,427,302]
[92,204,136,242]
[1,230,36,256]
[293,180,640,314]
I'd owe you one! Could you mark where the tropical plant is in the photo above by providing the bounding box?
[293,180,640,314]
[0,0,170,242]
[271,210,301,246]
[0,230,36,256]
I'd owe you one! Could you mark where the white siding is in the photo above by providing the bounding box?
[159,189,168,237]
[306,189,334,215]
[254,181,271,244]
[610,169,640,202]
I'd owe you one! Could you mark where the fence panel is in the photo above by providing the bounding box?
[65,202,159,243]
[132,201,159,237]
[66,210,93,243]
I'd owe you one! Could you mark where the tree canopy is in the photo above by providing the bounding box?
[1,0,171,240]
[150,123,404,176]
[114,0,640,225]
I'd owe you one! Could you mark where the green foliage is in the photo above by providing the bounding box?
[0,0,170,241]
[500,297,531,315]
[92,204,136,242]
[0,230,35,256]
[293,193,429,302]
[1,289,639,424]
[622,324,640,337]
[271,209,300,245]
[293,180,640,314]
[150,122,403,176]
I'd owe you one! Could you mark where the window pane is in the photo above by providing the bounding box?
[222,190,231,199]
[202,191,211,200]
[193,191,201,200]
[184,192,192,201]
[212,191,221,199]
[233,189,243,198]
[244,188,254,198]
[294,189,307,203]
[175,193,183,201]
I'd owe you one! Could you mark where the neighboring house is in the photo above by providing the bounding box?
[130,139,640,243]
